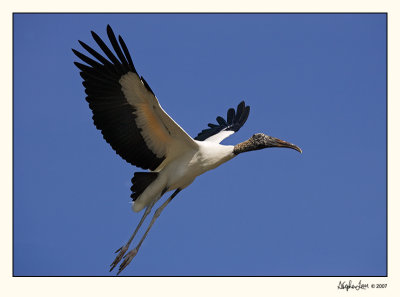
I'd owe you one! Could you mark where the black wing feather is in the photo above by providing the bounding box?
[227,108,235,125]
[216,116,227,126]
[106,26,130,73]
[73,25,165,170]
[118,35,136,72]
[194,101,250,141]
[78,40,111,66]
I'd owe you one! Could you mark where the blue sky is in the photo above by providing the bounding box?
[13,13,386,276]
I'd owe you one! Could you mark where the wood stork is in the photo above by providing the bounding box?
[73,25,302,275]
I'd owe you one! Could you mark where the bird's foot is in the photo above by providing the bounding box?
[117,248,138,275]
[109,244,129,272]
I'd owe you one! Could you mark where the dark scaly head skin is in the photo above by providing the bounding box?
[233,133,302,155]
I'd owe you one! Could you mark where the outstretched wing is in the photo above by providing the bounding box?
[195,101,250,143]
[73,25,197,171]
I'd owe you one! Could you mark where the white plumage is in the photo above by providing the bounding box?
[134,141,234,212]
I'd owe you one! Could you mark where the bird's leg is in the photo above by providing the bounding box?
[117,189,181,275]
[109,201,155,272]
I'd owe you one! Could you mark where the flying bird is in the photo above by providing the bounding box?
[73,25,302,275]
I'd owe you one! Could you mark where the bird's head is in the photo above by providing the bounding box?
[233,133,302,155]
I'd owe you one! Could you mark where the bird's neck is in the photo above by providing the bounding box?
[233,138,264,155]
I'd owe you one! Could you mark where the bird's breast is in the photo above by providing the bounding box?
[191,142,235,173]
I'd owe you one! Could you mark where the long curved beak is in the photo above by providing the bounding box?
[269,137,302,153]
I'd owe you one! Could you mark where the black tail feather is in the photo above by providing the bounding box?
[130,172,158,201]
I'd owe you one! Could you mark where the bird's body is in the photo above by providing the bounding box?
[135,141,234,212]
[118,70,237,211]
[73,25,301,274]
